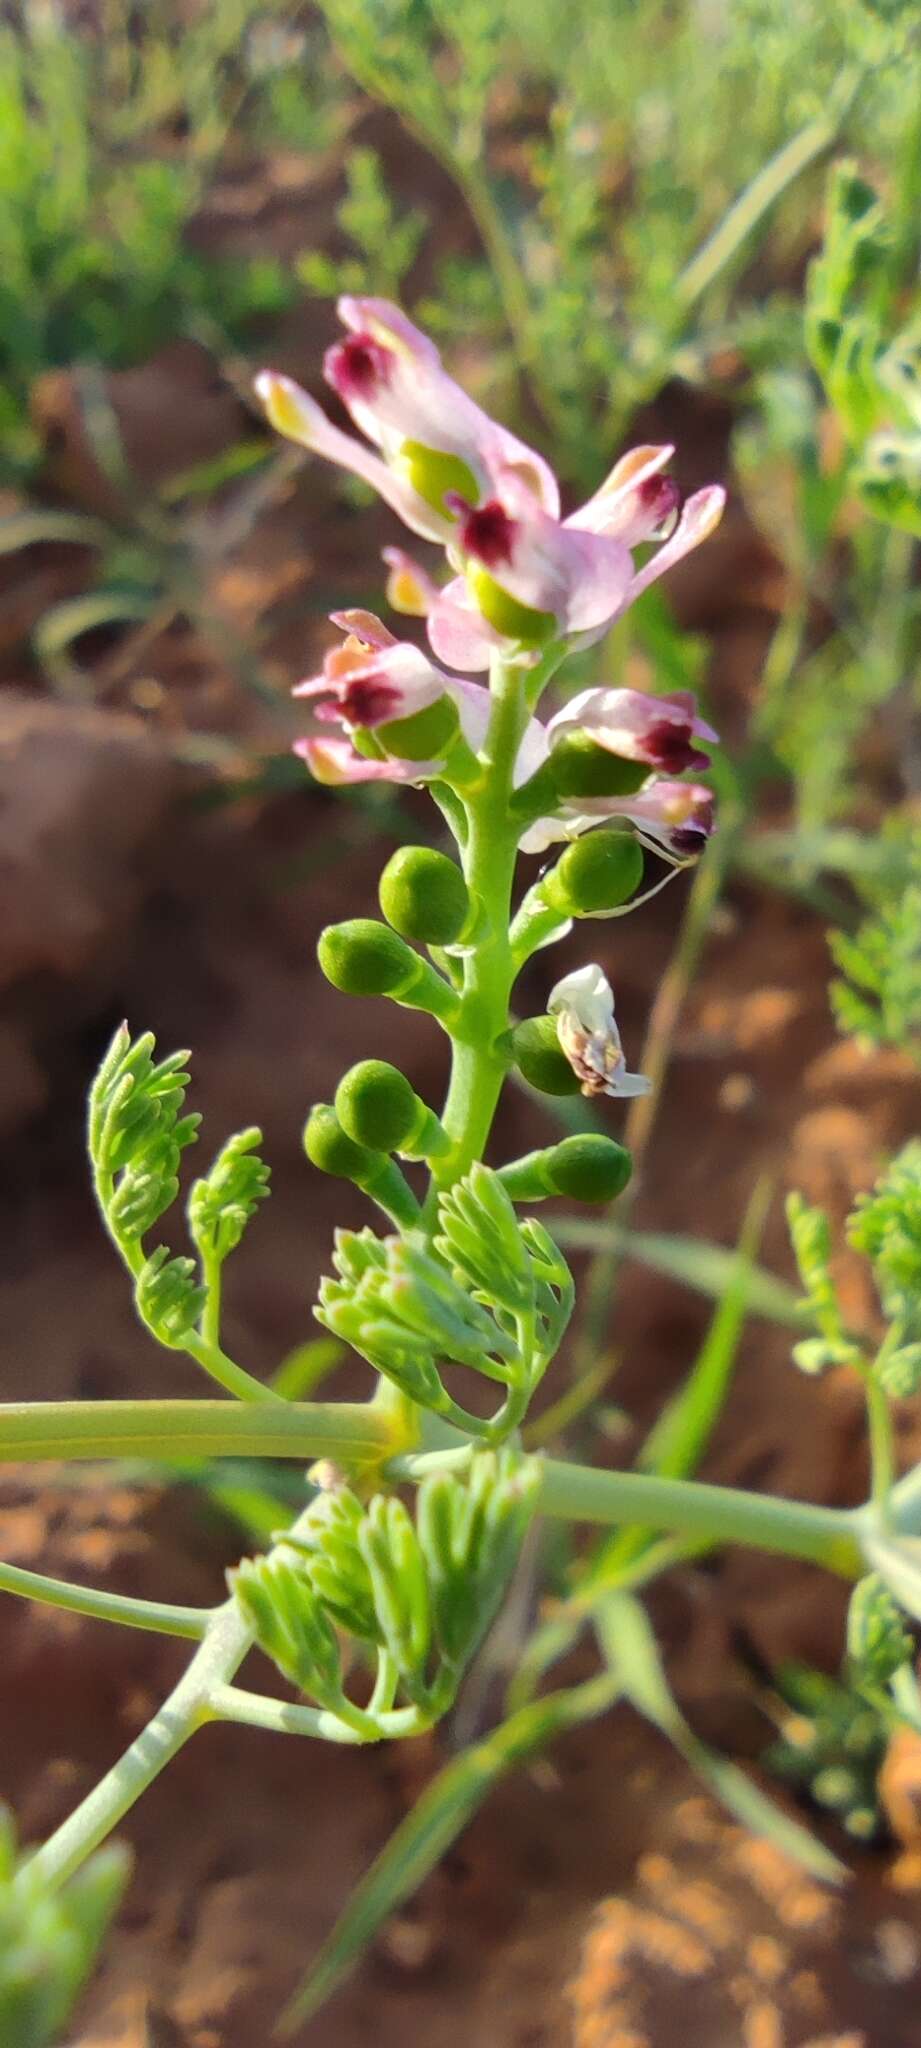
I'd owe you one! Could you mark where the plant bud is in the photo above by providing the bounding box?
[499,1133,632,1203]
[467,563,557,646]
[318,918,460,1027]
[550,733,650,799]
[304,1103,382,1183]
[512,1014,582,1096]
[304,1105,420,1226]
[847,1573,912,1681]
[379,845,470,946]
[318,919,420,997]
[542,828,644,915]
[335,1060,420,1153]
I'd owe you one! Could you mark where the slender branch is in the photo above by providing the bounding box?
[24,1499,318,1895]
[182,1330,286,1406]
[0,1399,401,1466]
[0,1559,209,1639]
[538,1457,862,1575]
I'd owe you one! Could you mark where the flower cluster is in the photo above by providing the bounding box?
[257,297,724,871]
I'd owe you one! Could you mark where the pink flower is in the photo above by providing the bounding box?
[293,611,547,792]
[428,473,725,669]
[257,298,558,545]
[443,472,634,642]
[258,302,725,664]
[547,686,718,775]
[294,610,446,730]
[520,778,716,861]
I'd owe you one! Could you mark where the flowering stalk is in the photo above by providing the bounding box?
[7,298,918,2026]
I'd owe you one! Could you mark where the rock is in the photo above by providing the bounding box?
[0,691,177,991]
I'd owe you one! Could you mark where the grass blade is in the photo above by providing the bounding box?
[281,1670,622,2031]
[552,1216,805,1329]
[597,1592,844,1882]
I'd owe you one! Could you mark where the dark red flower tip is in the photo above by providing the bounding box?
[324,332,394,402]
[669,826,709,857]
[639,474,682,537]
[644,719,709,774]
[339,674,403,727]
[446,495,516,568]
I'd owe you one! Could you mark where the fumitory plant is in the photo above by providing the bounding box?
[4,297,921,2037]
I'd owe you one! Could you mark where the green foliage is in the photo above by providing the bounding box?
[847,1572,913,1684]
[764,1662,889,1843]
[298,146,428,304]
[317,1168,574,1433]
[0,2,303,477]
[848,1142,921,1346]
[89,1025,277,1395]
[829,827,921,1060]
[785,1190,860,1374]
[188,1130,271,1267]
[233,1552,345,1705]
[282,1667,621,2029]
[233,1452,540,1726]
[0,1808,128,2048]
[89,1025,200,1258]
[316,0,908,482]
[135,1247,208,1348]
[807,159,921,533]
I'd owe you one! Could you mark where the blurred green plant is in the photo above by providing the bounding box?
[0,0,333,481]
[311,0,917,482]
[0,1808,128,2048]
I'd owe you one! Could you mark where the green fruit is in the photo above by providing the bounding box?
[379,846,470,946]
[335,1061,420,1153]
[544,828,644,914]
[512,1015,582,1096]
[318,920,417,997]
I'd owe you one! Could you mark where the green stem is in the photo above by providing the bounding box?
[23,1497,325,1894]
[183,1331,285,1406]
[539,1458,861,1575]
[0,1399,401,1467]
[0,1559,209,1639]
[429,658,527,1199]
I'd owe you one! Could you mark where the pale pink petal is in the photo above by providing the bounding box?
[327,608,397,648]
[427,577,500,671]
[568,445,677,542]
[255,371,451,542]
[338,296,442,367]
[296,737,438,785]
[626,486,727,601]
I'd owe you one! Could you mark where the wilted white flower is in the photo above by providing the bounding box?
[547,966,651,1098]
